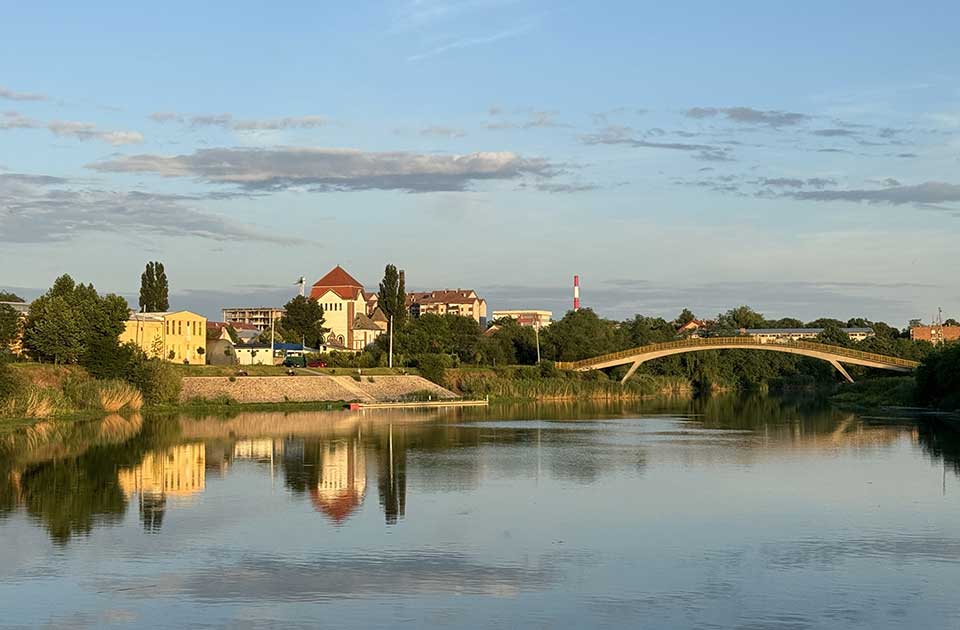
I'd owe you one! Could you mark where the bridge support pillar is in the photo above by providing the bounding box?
[830,360,854,384]
[621,360,643,385]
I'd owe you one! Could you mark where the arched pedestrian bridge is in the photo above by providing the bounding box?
[555,337,919,384]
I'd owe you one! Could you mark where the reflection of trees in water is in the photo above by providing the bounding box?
[0,414,182,544]
[916,420,960,476]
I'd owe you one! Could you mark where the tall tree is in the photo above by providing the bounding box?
[139,261,169,312]
[377,264,406,327]
[0,291,24,303]
[24,274,129,364]
[280,295,327,348]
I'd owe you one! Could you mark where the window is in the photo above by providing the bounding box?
[178,321,182,335]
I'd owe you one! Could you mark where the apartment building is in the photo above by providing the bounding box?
[407,289,488,326]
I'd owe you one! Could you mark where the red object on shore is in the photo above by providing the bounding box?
[347,402,362,410]
[573,275,580,311]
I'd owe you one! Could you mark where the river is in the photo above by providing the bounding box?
[1,396,959,628]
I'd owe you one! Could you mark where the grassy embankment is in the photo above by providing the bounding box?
[444,365,692,401]
[830,376,918,408]
[0,364,143,427]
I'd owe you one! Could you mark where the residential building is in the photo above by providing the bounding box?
[492,309,552,328]
[309,265,385,350]
[1,301,30,356]
[407,289,488,326]
[910,325,960,345]
[677,319,712,337]
[119,310,208,364]
[222,306,285,332]
[739,327,875,344]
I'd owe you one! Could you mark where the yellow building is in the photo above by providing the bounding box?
[118,443,207,497]
[119,310,207,364]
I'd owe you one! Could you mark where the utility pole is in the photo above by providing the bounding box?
[535,319,541,364]
[388,315,394,368]
[270,316,275,365]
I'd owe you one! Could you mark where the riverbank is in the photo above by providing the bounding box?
[444,367,693,401]
[179,374,456,404]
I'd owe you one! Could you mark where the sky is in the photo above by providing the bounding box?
[1,1,958,326]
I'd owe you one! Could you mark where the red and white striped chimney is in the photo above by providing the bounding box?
[573,275,580,311]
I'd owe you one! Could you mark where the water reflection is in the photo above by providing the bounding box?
[1,396,959,546]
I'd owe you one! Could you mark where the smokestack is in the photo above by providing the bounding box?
[573,275,580,311]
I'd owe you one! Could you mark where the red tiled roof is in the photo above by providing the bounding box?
[310,265,364,300]
[310,488,362,524]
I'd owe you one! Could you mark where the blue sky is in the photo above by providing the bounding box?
[1,1,958,325]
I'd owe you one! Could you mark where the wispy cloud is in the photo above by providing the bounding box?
[485,109,570,130]
[419,125,467,138]
[0,173,291,244]
[407,23,532,61]
[0,85,47,102]
[791,181,960,207]
[88,146,559,193]
[580,125,733,161]
[150,112,330,131]
[686,106,811,127]
[0,111,143,145]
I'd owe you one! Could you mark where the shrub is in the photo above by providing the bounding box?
[129,358,182,404]
[96,380,143,412]
[415,353,453,386]
[0,355,22,402]
[538,360,560,379]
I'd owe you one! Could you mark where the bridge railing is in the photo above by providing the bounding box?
[555,337,921,371]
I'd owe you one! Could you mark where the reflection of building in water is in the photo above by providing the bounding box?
[118,443,206,532]
[233,439,284,461]
[281,433,369,525]
[311,439,367,524]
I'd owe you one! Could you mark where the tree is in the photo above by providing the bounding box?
[675,308,696,327]
[717,306,767,332]
[945,318,959,327]
[377,264,407,328]
[541,308,618,362]
[771,318,804,328]
[24,275,129,365]
[816,323,850,347]
[0,292,24,303]
[0,304,19,351]
[139,261,169,312]
[280,295,326,348]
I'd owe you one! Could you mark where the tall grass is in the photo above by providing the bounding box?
[448,370,690,401]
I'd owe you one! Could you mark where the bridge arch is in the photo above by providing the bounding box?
[555,337,918,384]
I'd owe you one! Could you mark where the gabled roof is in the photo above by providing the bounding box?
[370,307,388,323]
[310,265,364,300]
[353,312,381,331]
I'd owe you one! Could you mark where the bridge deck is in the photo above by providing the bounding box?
[555,337,919,373]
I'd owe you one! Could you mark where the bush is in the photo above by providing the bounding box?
[129,358,182,405]
[0,355,22,403]
[415,353,453,386]
[539,360,560,379]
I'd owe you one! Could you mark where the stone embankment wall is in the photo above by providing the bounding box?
[180,375,456,403]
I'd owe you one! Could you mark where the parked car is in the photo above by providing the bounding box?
[307,359,327,368]
[283,356,306,368]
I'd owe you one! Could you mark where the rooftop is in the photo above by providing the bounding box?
[310,265,365,300]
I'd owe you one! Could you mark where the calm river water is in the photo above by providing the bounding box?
[1,396,959,629]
